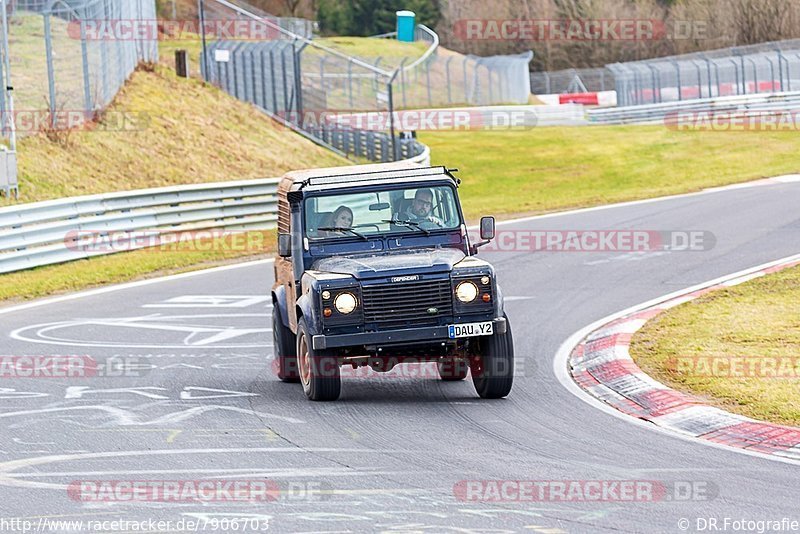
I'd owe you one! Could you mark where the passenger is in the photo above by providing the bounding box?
[319,205,353,236]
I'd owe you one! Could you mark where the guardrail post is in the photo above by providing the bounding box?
[198,0,210,82]
[347,59,353,108]
[445,56,453,104]
[268,46,278,113]
[702,56,713,99]
[43,12,57,128]
[399,58,408,108]
[319,55,327,95]
[293,40,307,123]
[462,57,470,103]
[79,6,93,115]
[775,48,785,92]
[745,56,758,96]
[426,58,432,106]
[388,79,397,161]
[726,52,739,95]
[380,134,389,162]
[280,42,290,113]
[671,60,682,101]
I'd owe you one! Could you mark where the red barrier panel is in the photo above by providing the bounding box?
[559,92,599,105]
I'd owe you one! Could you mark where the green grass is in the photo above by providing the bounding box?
[421,126,800,219]
[159,34,427,78]
[314,36,427,68]
[0,232,275,304]
[4,65,346,205]
[8,14,85,112]
[630,265,800,427]
[0,61,346,303]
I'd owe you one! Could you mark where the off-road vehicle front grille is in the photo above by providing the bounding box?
[362,279,453,328]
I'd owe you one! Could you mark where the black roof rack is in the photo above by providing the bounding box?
[298,166,450,190]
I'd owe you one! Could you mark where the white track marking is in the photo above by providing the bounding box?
[0,448,409,490]
[0,405,304,426]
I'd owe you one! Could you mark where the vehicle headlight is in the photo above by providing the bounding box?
[334,292,358,314]
[455,281,479,303]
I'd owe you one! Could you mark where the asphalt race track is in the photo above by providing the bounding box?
[0,179,798,533]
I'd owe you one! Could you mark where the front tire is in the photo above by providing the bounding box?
[272,305,299,383]
[471,317,514,399]
[297,317,341,401]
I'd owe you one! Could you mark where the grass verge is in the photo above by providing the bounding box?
[0,60,345,304]
[421,126,800,219]
[0,232,275,305]
[630,265,800,427]
[4,65,346,205]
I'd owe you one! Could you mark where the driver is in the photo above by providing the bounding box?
[399,189,443,228]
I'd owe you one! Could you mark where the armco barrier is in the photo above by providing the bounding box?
[0,177,281,275]
[589,90,800,124]
[0,154,431,275]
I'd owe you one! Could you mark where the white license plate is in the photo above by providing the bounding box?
[448,321,494,339]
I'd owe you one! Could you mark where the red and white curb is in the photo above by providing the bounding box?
[568,254,800,461]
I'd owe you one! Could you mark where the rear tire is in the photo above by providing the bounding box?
[437,359,469,381]
[297,317,341,401]
[471,317,514,399]
[273,305,299,383]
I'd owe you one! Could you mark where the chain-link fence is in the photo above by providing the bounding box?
[610,40,800,107]
[197,0,531,162]
[530,67,614,95]
[1,0,157,135]
[198,0,424,162]
[386,26,533,108]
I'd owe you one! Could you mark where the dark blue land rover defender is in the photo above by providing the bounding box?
[272,163,514,401]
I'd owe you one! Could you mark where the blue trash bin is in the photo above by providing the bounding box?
[396,10,416,42]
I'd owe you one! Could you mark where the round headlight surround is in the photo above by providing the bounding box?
[455,281,479,303]
[334,292,358,314]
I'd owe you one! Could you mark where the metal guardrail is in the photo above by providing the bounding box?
[608,40,800,107]
[531,67,614,94]
[0,177,280,275]
[0,152,432,274]
[588,90,800,124]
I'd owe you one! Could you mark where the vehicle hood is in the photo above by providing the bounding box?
[311,248,466,279]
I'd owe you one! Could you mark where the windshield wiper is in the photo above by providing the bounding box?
[316,227,368,240]
[382,219,430,236]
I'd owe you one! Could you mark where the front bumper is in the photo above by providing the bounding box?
[312,317,507,350]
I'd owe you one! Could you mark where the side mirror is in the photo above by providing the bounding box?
[480,216,496,241]
[278,233,292,258]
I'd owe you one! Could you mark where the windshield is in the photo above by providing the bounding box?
[304,185,462,239]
